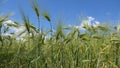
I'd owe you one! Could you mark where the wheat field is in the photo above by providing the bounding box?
[0,0,120,68]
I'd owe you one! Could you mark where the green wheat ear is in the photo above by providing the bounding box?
[0,14,11,32]
[43,12,51,22]
[32,0,40,18]
[31,0,41,31]
[0,14,11,46]
[42,11,53,35]
[6,22,20,28]
[20,9,30,33]
[0,14,11,26]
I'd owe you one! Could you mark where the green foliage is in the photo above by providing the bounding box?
[0,20,120,68]
[0,1,120,68]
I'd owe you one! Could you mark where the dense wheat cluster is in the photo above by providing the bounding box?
[0,0,120,68]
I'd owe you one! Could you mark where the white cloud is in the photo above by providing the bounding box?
[87,16,95,26]
[2,20,42,41]
[93,21,100,27]
[73,16,100,30]
[3,20,16,27]
[88,16,95,22]
[85,16,100,28]
[74,25,86,31]
[14,26,26,36]
[2,20,28,41]
[3,20,26,36]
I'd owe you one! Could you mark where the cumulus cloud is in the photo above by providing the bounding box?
[2,20,41,41]
[3,20,15,25]
[93,21,100,27]
[88,16,95,22]
[2,20,28,41]
[74,16,100,30]
[14,26,26,36]
[3,20,26,36]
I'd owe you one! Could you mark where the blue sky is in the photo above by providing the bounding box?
[0,0,120,30]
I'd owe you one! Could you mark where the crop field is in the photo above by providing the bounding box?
[0,0,120,68]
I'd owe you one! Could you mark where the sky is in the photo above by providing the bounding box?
[0,0,120,30]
